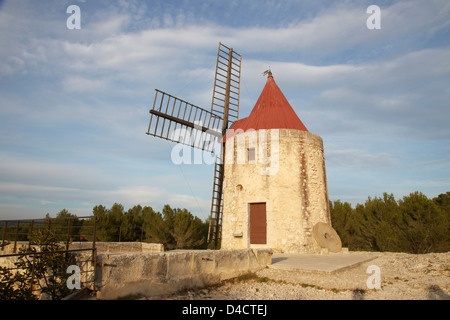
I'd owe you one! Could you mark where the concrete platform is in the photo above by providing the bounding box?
[270,252,378,274]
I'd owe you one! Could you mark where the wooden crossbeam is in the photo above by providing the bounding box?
[149,110,221,138]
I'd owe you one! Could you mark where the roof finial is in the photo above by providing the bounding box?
[263,68,272,78]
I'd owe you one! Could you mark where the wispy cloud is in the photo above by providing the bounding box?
[63,76,110,93]
[326,149,397,168]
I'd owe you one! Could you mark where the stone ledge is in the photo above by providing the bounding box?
[95,248,273,299]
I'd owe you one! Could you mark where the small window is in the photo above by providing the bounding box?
[248,148,255,161]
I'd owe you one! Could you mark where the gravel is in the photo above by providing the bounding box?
[146,251,449,300]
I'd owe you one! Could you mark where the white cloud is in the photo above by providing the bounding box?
[167,193,210,215]
[63,76,109,93]
[87,13,131,36]
[0,152,112,191]
[0,183,77,194]
[0,203,41,220]
[109,185,164,205]
[404,178,450,188]
[326,149,397,168]
[2,0,449,79]
[0,0,449,220]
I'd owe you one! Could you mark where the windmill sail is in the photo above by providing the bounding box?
[211,42,242,128]
[207,154,225,247]
[146,90,222,152]
[207,43,242,248]
[145,42,242,249]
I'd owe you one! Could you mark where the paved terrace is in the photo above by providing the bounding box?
[270,252,378,273]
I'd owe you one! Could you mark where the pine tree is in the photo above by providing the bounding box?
[398,192,448,253]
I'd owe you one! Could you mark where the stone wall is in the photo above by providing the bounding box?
[0,241,163,292]
[70,242,164,253]
[95,248,273,299]
[0,241,164,255]
[221,129,331,253]
[1,243,272,300]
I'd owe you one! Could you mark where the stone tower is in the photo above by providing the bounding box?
[221,72,340,253]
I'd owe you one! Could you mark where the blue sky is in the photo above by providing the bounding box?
[0,0,449,220]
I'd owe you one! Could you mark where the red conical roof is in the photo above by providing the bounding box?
[227,74,308,139]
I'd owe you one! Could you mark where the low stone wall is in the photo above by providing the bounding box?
[70,242,164,253]
[1,241,29,255]
[95,248,273,299]
[0,255,18,269]
[0,241,163,293]
[0,241,164,255]
[1,243,272,300]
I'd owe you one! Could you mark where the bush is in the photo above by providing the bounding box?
[0,230,76,300]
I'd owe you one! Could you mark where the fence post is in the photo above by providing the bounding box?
[65,218,72,259]
[92,217,98,291]
[92,217,97,262]
[28,220,34,249]
[1,221,7,251]
[13,220,20,253]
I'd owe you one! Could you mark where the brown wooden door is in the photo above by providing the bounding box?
[250,203,266,244]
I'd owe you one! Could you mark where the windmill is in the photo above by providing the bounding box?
[146,42,242,249]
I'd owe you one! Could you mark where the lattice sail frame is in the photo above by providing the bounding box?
[210,42,242,128]
[146,90,222,152]
[207,43,242,248]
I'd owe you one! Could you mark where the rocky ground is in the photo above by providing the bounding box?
[145,251,449,300]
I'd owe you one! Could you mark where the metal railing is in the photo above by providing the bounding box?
[1,216,97,254]
[0,216,98,297]
[94,224,147,243]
